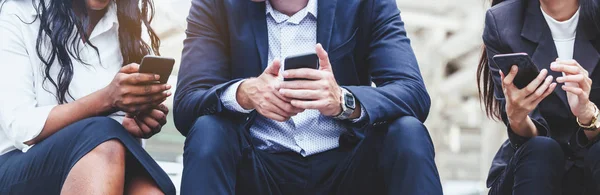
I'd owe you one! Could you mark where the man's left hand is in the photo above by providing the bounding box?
[277,44,343,117]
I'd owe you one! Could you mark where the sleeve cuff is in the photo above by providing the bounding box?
[507,119,549,149]
[570,127,597,149]
[13,105,55,153]
[108,111,126,124]
[350,103,368,123]
[220,79,253,114]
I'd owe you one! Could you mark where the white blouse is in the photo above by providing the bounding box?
[0,0,124,155]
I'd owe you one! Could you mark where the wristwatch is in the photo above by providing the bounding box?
[577,103,600,131]
[333,87,356,120]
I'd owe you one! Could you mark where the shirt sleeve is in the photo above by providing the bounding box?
[0,15,56,153]
[220,79,254,114]
[108,111,126,124]
[350,103,368,123]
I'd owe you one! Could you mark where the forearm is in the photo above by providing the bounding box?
[25,88,112,145]
[509,115,538,138]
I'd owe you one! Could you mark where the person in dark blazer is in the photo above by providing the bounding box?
[174,0,442,194]
[478,0,600,194]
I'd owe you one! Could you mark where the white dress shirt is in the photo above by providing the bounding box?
[220,0,365,157]
[0,0,124,155]
[541,6,580,60]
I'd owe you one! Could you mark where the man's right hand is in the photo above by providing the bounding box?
[237,59,304,122]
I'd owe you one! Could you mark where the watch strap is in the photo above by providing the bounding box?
[578,103,600,131]
[333,88,355,120]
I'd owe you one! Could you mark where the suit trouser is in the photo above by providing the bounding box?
[180,115,443,195]
[490,136,600,195]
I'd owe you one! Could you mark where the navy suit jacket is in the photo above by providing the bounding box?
[484,0,600,187]
[173,0,430,138]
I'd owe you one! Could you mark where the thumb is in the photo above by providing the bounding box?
[120,63,140,74]
[316,43,332,72]
[264,59,281,76]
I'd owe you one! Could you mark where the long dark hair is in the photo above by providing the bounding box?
[30,0,160,104]
[477,0,506,120]
[477,0,599,120]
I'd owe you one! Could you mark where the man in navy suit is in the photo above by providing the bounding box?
[174,0,443,194]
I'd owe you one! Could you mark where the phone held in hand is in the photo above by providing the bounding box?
[139,56,175,84]
[283,53,319,81]
[492,53,540,89]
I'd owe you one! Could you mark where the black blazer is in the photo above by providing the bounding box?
[173,0,431,139]
[483,0,600,187]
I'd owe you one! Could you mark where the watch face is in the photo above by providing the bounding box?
[344,93,356,109]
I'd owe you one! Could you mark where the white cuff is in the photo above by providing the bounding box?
[220,80,254,114]
[350,103,367,123]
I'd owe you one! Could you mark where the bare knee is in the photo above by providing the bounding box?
[89,139,126,163]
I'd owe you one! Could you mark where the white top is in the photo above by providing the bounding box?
[0,0,124,155]
[541,6,580,60]
[220,0,365,157]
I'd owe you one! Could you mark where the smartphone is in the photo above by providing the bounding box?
[139,56,175,84]
[492,53,539,89]
[283,53,319,81]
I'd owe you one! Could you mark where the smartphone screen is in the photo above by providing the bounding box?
[492,53,539,89]
[283,53,319,81]
[139,56,175,84]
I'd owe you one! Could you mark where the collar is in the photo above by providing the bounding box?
[265,0,317,24]
[89,1,119,39]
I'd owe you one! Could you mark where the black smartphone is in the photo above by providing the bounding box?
[139,56,175,84]
[284,53,319,81]
[492,53,539,89]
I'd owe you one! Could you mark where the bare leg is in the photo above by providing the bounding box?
[124,155,164,195]
[125,173,164,195]
[61,139,126,195]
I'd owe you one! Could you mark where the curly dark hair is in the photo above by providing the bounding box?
[1,0,161,103]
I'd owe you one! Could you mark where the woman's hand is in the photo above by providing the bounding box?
[103,63,172,114]
[122,104,169,139]
[501,66,557,132]
[551,59,595,124]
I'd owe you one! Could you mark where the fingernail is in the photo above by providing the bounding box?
[155,75,160,80]
[541,69,547,73]
[557,77,564,82]
[282,72,289,77]
[166,84,172,89]
[511,66,517,71]
[166,91,172,96]
[279,89,284,94]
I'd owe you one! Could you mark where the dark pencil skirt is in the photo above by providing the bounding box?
[0,117,176,195]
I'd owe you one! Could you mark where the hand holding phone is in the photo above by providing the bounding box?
[492,53,557,136]
[139,56,175,84]
[283,53,319,81]
[492,53,539,89]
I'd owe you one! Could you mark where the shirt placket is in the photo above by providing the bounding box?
[279,21,308,153]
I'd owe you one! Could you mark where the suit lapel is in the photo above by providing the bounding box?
[317,0,337,51]
[521,0,569,109]
[573,18,600,75]
[249,1,269,70]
